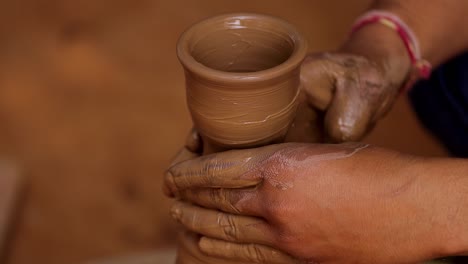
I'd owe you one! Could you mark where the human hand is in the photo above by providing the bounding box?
[300,52,408,143]
[167,131,300,263]
[165,143,445,264]
[300,23,413,142]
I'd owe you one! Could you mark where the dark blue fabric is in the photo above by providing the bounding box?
[409,53,468,158]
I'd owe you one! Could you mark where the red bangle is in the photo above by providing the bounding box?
[351,11,432,90]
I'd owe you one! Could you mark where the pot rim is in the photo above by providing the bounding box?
[177,13,308,84]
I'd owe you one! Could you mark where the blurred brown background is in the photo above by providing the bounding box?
[0,0,446,263]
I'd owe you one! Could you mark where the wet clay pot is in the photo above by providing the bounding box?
[177,13,308,154]
[176,13,308,264]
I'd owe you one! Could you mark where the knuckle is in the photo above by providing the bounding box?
[245,244,267,263]
[218,213,239,241]
[208,188,222,204]
[263,202,283,220]
[272,230,305,257]
[201,155,234,185]
[200,155,218,184]
[225,191,242,214]
[217,188,241,213]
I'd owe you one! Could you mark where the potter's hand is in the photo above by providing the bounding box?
[300,52,408,143]
[167,132,300,263]
[300,21,414,142]
[165,143,448,264]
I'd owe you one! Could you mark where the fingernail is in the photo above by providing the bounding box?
[170,204,182,221]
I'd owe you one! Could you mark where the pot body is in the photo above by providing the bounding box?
[175,13,307,263]
[178,13,308,154]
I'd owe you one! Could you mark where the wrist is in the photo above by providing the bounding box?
[340,23,411,88]
[409,158,468,259]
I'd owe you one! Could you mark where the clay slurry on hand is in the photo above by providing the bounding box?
[246,142,370,191]
[165,143,371,196]
[177,13,308,151]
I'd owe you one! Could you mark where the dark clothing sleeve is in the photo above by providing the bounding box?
[409,52,468,158]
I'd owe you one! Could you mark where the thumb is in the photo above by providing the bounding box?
[324,75,374,142]
[324,56,390,142]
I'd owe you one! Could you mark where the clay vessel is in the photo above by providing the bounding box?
[176,13,307,263]
[177,13,308,154]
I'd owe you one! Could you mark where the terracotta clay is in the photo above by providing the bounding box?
[177,13,308,154]
[176,13,307,263]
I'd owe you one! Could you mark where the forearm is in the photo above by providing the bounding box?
[339,0,468,86]
[415,157,468,257]
[371,0,468,67]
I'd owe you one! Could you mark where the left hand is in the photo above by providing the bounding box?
[165,142,444,264]
[167,130,301,263]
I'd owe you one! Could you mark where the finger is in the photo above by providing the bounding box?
[199,236,298,264]
[165,147,200,197]
[324,75,373,142]
[178,188,262,216]
[176,230,205,264]
[165,146,200,197]
[165,129,203,197]
[165,144,283,193]
[177,230,243,264]
[300,53,343,111]
[324,58,383,142]
[171,201,275,246]
[185,127,202,154]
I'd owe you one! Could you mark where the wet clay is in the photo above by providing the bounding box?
[177,13,308,153]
